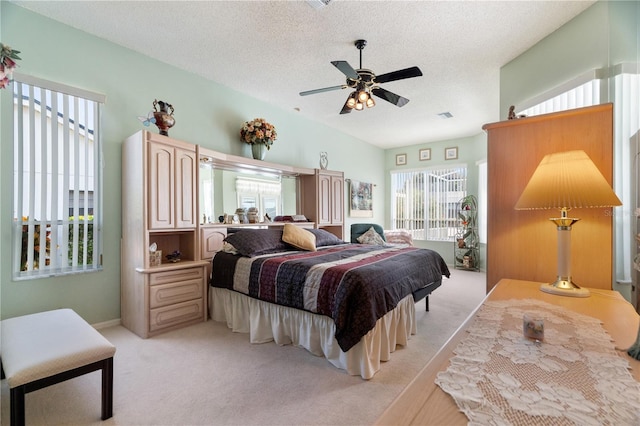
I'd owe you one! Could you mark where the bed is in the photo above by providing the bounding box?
[208,226,450,379]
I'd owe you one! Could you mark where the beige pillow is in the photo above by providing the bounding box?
[282,223,317,251]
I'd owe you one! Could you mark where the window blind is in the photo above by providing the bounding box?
[391,166,467,241]
[613,71,640,283]
[518,79,600,117]
[235,176,281,195]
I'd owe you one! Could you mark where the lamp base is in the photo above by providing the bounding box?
[539,278,590,298]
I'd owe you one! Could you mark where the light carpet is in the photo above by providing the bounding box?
[0,269,486,426]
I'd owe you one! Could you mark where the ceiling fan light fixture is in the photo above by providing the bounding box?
[357,90,369,102]
[366,97,375,108]
[346,93,357,109]
[355,102,364,111]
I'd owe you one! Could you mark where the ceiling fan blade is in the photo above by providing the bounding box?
[299,85,345,96]
[371,87,410,107]
[375,66,423,84]
[331,61,359,80]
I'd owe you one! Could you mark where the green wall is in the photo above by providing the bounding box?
[0,3,385,323]
[500,0,639,116]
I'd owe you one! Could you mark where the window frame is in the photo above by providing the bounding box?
[12,73,104,280]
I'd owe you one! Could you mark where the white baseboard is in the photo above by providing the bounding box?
[92,318,121,330]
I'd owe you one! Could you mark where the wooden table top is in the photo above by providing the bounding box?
[375,278,640,426]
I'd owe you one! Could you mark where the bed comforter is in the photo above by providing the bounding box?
[211,244,450,352]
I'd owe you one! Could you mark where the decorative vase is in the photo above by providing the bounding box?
[152,99,175,136]
[252,143,267,160]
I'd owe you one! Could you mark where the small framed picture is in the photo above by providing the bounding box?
[419,148,431,161]
[445,147,458,160]
[396,153,407,166]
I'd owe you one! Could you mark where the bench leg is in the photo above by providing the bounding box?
[10,386,26,426]
[101,357,114,420]
[425,295,430,311]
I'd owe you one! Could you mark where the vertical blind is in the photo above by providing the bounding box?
[390,166,467,241]
[518,77,600,117]
[13,76,104,278]
[613,70,640,283]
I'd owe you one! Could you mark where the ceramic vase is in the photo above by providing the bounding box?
[252,143,267,160]
[153,99,175,136]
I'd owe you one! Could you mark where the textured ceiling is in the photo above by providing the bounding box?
[12,0,595,149]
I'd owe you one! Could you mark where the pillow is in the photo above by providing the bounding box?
[383,229,414,246]
[306,228,346,247]
[282,223,317,251]
[221,242,239,254]
[357,226,387,246]
[223,229,288,257]
[350,223,386,243]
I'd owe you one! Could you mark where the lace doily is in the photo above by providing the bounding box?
[435,299,640,425]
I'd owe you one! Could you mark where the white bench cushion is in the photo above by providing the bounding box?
[1,308,116,388]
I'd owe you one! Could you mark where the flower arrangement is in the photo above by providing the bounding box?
[0,43,21,89]
[240,118,277,150]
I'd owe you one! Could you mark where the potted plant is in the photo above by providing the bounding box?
[455,195,479,269]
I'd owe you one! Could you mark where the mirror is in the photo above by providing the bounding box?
[199,153,306,225]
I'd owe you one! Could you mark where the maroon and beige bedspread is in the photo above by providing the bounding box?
[211,244,450,351]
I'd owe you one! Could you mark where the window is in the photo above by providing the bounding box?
[390,166,467,241]
[12,75,104,279]
[236,176,282,218]
[517,78,600,117]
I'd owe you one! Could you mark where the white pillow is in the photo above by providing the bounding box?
[357,226,386,245]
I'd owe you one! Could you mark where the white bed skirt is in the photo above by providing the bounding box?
[209,288,417,379]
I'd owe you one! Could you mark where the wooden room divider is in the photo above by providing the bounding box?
[484,104,615,293]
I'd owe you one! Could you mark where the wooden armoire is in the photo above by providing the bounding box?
[484,104,615,293]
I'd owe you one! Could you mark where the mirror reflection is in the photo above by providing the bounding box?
[199,161,298,224]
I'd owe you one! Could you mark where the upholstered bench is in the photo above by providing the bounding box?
[0,308,116,426]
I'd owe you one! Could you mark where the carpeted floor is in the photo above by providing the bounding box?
[0,268,486,426]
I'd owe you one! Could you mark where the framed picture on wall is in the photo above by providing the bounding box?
[396,153,407,166]
[349,180,374,218]
[419,148,431,161]
[445,147,458,160]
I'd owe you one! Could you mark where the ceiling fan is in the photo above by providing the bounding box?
[299,39,423,114]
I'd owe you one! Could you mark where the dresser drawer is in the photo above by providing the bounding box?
[149,299,204,332]
[149,267,203,286]
[149,279,203,309]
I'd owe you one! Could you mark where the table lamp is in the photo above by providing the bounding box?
[515,150,622,297]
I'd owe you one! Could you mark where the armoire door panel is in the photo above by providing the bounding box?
[175,148,197,228]
[148,142,175,229]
